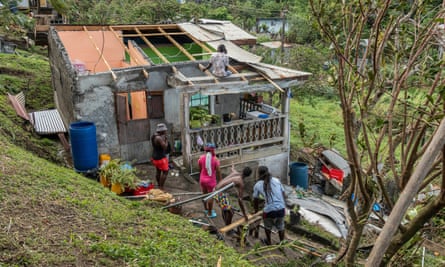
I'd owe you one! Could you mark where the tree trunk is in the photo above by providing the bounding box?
[366,118,445,267]
[384,193,445,263]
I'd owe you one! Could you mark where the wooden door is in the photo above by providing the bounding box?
[116,91,150,144]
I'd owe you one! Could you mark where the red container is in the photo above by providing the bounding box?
[133,183,154,196]
[321,165,344,183]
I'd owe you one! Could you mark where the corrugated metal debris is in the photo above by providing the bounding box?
[29,109,66,134]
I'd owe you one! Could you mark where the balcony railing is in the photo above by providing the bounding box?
[187,114,286,156]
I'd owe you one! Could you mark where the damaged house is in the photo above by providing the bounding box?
[48,19,311,181]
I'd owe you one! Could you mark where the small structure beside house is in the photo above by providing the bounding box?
[48,20,310,181]
[256,17,289,35]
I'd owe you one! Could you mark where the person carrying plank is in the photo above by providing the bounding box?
[214,164,252,227]
[253,166,286,245]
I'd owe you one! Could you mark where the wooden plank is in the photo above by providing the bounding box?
[108,26,149,78]
[219,210,263,233]
[157,27,217,84]
[120,32,187,37]
[183,32,247,81]
[111,24,178,31]
[7,92,30,121]
[135,28,170,64]
[58,133,70,151]
[247,63,285,93]
[186,72,259,83]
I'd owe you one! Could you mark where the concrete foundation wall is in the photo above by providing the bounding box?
[255,152,289,185]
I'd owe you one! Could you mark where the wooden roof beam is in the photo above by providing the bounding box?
[183,33,247,82]
[135,27,170,64]
[108,26,149,78]
[120,32,187,38]
[158,27,195,61]
[157,27,217,83]
[111,24,178,31]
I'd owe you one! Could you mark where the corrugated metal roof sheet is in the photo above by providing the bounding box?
[178,23,222,42]
[179,21,256,43]
[29,109,66,134]
[196,21,256,42]
[207,40,262,63]
[247,62,312,80]
[260,41,294,49]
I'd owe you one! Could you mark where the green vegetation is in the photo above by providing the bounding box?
[289,98,345,154]
[0,50,253,266]
[0,52,63,164]
[0,137,251,266]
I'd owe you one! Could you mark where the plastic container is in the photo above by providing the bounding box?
[321,165,344,182]
[69,121,98,172]
[289,162,308,190]
[99,153,111,167]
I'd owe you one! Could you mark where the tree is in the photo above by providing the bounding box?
[309,0,445,265]
[63,0,180,24]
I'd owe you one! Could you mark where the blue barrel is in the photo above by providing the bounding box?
[289,162,308,190]
[69,121,98,172]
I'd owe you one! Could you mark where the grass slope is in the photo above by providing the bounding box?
[0,138,251,266]
[0,51,253,267]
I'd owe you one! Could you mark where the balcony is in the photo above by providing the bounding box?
[186,114,287,171]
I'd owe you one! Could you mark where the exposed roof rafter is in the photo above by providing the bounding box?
[108,26,149,78]
[183,32,247,82]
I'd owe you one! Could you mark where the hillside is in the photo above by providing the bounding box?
[0,51,254,266]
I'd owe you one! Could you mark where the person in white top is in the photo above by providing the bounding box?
[253,166,286,245]
[202,44,232,77]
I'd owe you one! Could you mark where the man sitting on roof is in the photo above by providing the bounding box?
[202,44,232,77]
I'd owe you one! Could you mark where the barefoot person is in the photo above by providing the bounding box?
[151,123,170,190]
[202,44,231,77]
[215,164,252,226]
[198,143,222,218]
[253,166,286,245]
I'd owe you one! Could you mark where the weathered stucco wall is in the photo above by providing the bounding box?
[49,27,182,163]
[48,27,76,127]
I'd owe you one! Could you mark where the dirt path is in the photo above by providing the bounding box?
[132,161,307,265]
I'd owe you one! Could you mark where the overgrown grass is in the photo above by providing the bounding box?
[289,96,346,155]
[0,50,254,266]
[0,136,252,266]
[0,52,64,164]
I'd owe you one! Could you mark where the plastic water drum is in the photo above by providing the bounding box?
[289,162,309,190]
[69,121,98,172]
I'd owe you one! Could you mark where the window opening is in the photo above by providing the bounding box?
[118,90,147,120]
[190,93,209,109]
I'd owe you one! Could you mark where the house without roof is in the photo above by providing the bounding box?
[48,19,311,181]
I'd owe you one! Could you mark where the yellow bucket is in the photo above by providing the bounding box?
[111,183,123,195]
[99,153,111,166]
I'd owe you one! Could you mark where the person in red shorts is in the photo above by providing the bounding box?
[151,123,170,190]
[198,143,222,218]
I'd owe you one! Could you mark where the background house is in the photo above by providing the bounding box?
[256,17,289,35]
[48,20,310,182]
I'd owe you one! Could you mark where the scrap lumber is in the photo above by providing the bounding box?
[219,210,263,233]
[202,182,234,202]
[162,192,212,209]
